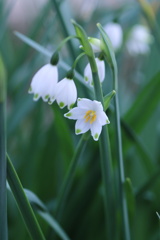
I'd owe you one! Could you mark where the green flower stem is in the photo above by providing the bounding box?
[7,154,45,240]
[0,102,8,240]
[88,58,116,239]
[55,134,88,221]
[51,0,77,61]
[54,35,77,53]
[0,58,7,240]
[112,66,131,240]
[71,52,86,70]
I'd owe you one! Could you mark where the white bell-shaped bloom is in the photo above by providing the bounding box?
[103,22,123,51]
[55,78,77,110]
[84,58,105,86]
[126,25,153,56]
[29,63,58,102]
[64,98,110,141]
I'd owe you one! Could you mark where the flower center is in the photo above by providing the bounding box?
[84,110,96,124]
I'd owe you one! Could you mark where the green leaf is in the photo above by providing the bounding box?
[38,211,71,240]
[156,212,160,220]
[14,31,51,58]
[0,55,6,102]
[121,120,154,174]
[7,154,45,240]
[104,90,116,111]
[124,72,160,132]
[71,19,94,58]
[0,55,7,239]
[124,178,135,220]
[24,189,71,240]
[97,23,117,70]
[136,166,160,198]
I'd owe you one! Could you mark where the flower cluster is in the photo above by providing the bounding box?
[28,24,113,141]
[29,63,77,110]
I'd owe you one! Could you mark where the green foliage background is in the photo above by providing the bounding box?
[0,0,160,239]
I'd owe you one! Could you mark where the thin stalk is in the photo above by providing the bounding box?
[112,66,131,240]
[47,135,88,239]
[0,99,7,240]
[7,154,45,240]
[55,134,88,220]
[51,0,77,61]
[0,57,7,240]
[54,35,77,53]
[71,52,85,70]
[89,59,115,239]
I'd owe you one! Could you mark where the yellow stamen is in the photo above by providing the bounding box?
[84,110,97,124]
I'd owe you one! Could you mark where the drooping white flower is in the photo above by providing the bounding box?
[29,63,58,102]
[84,58,105,86]
[126,25,153,56]
[55,78,77,110]
[64,98,110,141]
[103,22,123,51]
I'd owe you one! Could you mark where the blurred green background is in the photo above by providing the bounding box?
[0,0,160,239]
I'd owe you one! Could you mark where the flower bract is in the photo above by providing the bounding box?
[88,37,102,53]
[103,22,123,51]
[29,63,58,102]
[55,78,77,110]
[126,25,153,56]
[84,58,105,86]
[64,98,110,141]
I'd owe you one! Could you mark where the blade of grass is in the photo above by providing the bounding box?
[25,189,72,240]
[7,154,45,240]
[55,134,89,220]
[0,56,8,240]
[47,134,89,239]
[136,166,160,198]
[51,0,77,61]
[97,23,131,240]
[38,211,71,240]
[121,120,154,173]
[124,72,160,133]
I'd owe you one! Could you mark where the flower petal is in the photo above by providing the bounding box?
[66,80,77,109]
[84,62,93,84]
[90,122,102,141]
[92,100,103,112]
[64,107,86,120]
[96,111,110,126]
[96,59,105,83]
[75,119,90,135]
[30,64,58,101]
[56,78,77,109]
[77,98,95,110]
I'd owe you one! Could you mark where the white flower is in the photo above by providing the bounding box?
[84,58,105,86]
[29,63,58,102]
[103,22,123,51]
[126,25,153,56]
[64,98,110,141]
[55,78,77,110]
